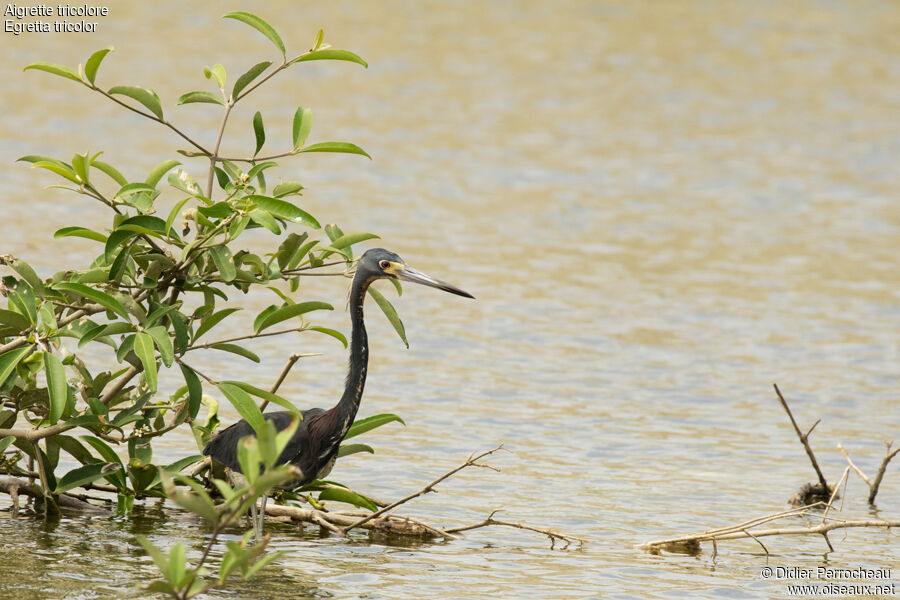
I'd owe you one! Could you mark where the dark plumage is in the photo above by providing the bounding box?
[202,248,474,531]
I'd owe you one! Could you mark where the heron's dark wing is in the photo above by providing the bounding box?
[203,410,313,473]
[275,407,325,479]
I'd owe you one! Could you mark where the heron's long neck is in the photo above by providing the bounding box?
[334,276,370,437]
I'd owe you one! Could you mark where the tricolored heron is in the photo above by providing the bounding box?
[202,248,474,536]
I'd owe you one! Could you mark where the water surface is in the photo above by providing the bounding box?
[1,1,899,598]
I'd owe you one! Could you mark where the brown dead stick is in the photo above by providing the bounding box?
[0,476,109,513]
[774,383,829,491]
[839,441,900,505]
[642,519,900,555]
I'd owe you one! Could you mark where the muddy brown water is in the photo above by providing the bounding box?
[1,1,898,598]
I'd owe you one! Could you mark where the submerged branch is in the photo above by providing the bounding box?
[642,518,900,556]
[774,383,830,492]
[838,441,899,505]
[340,444,506,535]
[0,476,108,513]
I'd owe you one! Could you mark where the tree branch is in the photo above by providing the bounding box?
[774,383,829,491]
[340,444,505,535]
[839,441,899,505]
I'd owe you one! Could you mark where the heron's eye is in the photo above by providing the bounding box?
[379,260,390,269]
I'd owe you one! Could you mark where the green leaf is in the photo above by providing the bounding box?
[252,111,265,157]
[367,286,408,347]
[168,542,186,586]
[209,246,237,282]
[134,332,158,392]
[55,462,118,494]
[218,382,264,434]
[0,346,33,387]
[222,381,298,414]
[137,535,170,574]
[248,209,281,234]
[146,325,174,367]
[115,181,157,198]
[193,307,241,342]
[54,282,131,322]
[232,60,271,98]
[108,85,164,120]
[32,160,80,183]
[163,455,205,475]
[272,182,304,198]
[208,343,260,363]
[91,160,128,186]
[312,29,324,51]
[54,226,107,243]
[165,198,191,238]
[8,258,46,296]
[254,301,333,334]
[104,229,135,261]
[24,62,83,82]
[0,309,31,331]
[43,352,67,425]
[275,232,306,269]
[224,12,285,58]
[168,169,202,196]
[298,142,370,159]
[80,435,123,466]
[317,487,377,511]
[247,195,320,228]
[71,152,90,184]
[307,326,347,348]
[344,413,405,439]
[337,443,374,458]
[328,232,380,250]
[246,161,278,181]
[293,48,368,69]
[291,107,312,149]
[84,47,113,84]
[204,63,227,89]
[178,90,225,106]
[170,312,189,355]
[145,159,182,188]
[0,436,15,453]
[178,364,202,419]
[17,154,67,166]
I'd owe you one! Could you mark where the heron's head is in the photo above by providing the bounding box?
[357,248,475,299]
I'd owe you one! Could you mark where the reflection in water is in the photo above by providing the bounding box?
[1,1,899,598]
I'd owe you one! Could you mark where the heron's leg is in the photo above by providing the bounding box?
[258,495,268,538]
[250,499,260,538]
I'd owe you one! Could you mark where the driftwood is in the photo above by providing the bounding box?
[774,384,836,505]
[2,445,584,549]
[258,444,585,549]
[641,503,899,558]
[0,476,109,514]
[643,384,898,558]
[839,441,899,505]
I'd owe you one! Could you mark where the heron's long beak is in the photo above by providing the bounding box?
[396,265,475,299]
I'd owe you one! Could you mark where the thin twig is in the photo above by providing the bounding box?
[259,353,320,412]
[838,444,872,486]
[444,510,586,549]
[839,440,899,504]
[820,467,849,524]
[774,383,829,490]
[339,444,506,535]
[641,516,900,555]
[741,528,770,556]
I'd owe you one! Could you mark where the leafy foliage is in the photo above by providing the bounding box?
[2,11,408,600]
